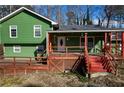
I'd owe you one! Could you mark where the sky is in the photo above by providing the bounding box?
[33,5,104,25]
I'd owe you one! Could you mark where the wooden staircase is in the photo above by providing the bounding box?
[84,48,118,78]
[88,55,107,73]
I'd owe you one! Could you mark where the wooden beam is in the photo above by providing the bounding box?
[104,32,107,48]
[49,34,53,54]
[29,57,31,66]
[46,32,49,55]
[84,33,88,54]
[80,36,81,48]
[122,32,124,58]
[13,57,16,67]
[48,33,50,55]
[109,32,112,53]
[49,56,78,60]
[115,32,118,56]
[50,42,52,53]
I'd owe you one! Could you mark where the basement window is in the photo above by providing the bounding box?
[10,25,17,38]
[34,25,42,38]
[36,45,44,53]
[13,46,21,53]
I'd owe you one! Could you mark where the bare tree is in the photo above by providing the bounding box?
[93,6,106,27]
[66,11,76,25]
[0,5,10,18]
[9,5,32,13]
[112,5,124,28]
[66,5,86,25]
[33,5,47,17]
[104,5,115,28]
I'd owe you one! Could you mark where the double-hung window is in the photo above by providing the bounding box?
[10,25,17,38]
[34,25,41,38]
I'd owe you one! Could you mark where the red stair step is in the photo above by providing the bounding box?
[90,68,107,72]
[91,65,104,69]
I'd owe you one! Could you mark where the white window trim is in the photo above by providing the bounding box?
[9,25,17,38]
[34,25,42,38]
[13,46,21,53]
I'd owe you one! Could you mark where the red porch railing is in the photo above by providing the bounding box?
[51,46,85,53]
[0,56,48,76]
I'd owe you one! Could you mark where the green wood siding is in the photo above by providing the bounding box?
[0,11,52,44]
[4,45,37,57]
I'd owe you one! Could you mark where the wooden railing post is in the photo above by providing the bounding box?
[50,42,51,53]
[66,47,68,54]
[13,57,16,67]
[104,32,107,48]
[109,32,112,53]
[29,57,31,66]
[115,32,118,56]
[121,32,124,58]
[47,57,50,71]
[13,57,16,76]
[84,32,87,51]
[62,56,64,72]
[84,33,90,79]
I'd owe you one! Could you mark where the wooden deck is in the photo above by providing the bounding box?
[0,54,82,76]
[0,56,48,76]
[0,52,122,77]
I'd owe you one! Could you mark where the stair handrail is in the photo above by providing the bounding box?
[71,55,82,72]
[103,47,118,75]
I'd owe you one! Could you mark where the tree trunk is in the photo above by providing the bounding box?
[47,6,51,19]
[106,17,110,28]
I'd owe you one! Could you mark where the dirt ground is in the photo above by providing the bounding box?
[0,71,124,87]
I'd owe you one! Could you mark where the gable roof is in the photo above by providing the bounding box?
[0,7,58,25]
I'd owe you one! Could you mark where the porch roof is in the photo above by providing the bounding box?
[48,29,124,33]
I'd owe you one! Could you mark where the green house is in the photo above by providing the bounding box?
[0,7,57,57]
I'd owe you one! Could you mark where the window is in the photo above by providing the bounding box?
[10,25,17,38]
[13,46,21,53]
[112,32,121,41]
[36,45,44,53]
[34,25,41,38]
[81,37,94,49]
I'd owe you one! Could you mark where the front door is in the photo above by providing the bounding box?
[57,37,65,52]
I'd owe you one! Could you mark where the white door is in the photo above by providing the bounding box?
[57,37,65,52]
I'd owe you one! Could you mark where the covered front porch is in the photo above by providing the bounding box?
[47,30,124,57]
[46,30,124,77]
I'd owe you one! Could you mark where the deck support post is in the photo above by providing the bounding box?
[104,32,107,48]
[49,34,52,54]
[47,33,50,56]
[84,33,88,55]
[103,32,107,55]
[122,32,124,58]
[84,33,90,79]
[109,32,112,53]
[115,32,118,56]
